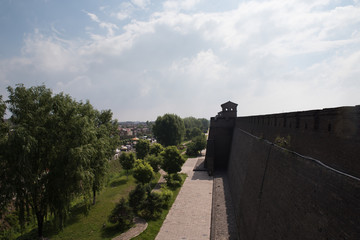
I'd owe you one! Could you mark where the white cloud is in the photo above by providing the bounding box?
[86,12,119,37]
[116,12,129,20]
[170,49,228,86]
[163,0,202,11]
[1,0,360,120]
[131,0,150,9]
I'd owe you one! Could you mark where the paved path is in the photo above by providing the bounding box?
[112,217,147,240]
[155,157,213,240]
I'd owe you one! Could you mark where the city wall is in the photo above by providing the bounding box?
[206,104,360,239]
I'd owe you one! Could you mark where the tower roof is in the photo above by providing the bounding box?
[221,101,238,108]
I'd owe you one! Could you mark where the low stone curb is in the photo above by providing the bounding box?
[111,217,147,240]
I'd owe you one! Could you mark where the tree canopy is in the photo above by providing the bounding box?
[149,142,164,156]
[119,152,136,177]
[152,114,185,146]
[161,146,185,175]
[0,96,10,213]
[91,109,119,204]
[186,134,207,156]
[135,139,150,159]
[1,84,118,238]
[183,117,209,140]
[132,159,155,185]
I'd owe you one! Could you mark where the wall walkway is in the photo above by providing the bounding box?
[156,157,213,240]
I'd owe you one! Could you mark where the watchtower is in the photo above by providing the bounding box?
[218,101,238,118]
[205,101,238,174]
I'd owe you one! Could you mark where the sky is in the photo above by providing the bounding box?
[1,0,360,121]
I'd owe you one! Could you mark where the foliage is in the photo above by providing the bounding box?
[132,160,155,185]
[135,139,150,159]
[0,95,10,214]
[119,152,136,177]
[159,188,173,209]
[152,114,185,146]
[275,135,291,148]
[108,198,134,230]
[139,190,163,220]
[1,84,118,238]
[128,184,146,213]
[132,174,186,240]
[161,146,185,175]
[164,173,183,188]
[186,128,202,141]
[186,134,207,156]
[183,117,209,140]
[149,142,164,156]
[90,109,119,205]
[145,154,162,173]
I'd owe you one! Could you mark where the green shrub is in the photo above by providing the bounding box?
[108,198,134,230]
[129,184,146,213]
[164,173,182,189]
[145,154,162,173]
[159,188,173,209]
[139,191,163,220]
[149,143,164,156]
[133,160,155,185]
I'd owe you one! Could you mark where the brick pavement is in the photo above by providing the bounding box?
[155,157,213,240]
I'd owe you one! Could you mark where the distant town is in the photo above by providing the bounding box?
[116,121,154,154]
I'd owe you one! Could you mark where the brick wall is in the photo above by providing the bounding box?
[227,129,360,240]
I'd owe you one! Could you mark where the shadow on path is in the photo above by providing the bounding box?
[211,171,239,240]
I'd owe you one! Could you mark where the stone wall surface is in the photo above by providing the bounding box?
[236,106,360,178]
[227,129,360,240]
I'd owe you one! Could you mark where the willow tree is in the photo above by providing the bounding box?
[0,95,10,213]
[91,109,119,205]
[3,84,112,238]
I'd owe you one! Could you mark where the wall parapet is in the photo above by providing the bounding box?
[235,105,360,178]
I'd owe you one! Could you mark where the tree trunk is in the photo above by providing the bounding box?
[36,212,44,239]
[93,188,96,205]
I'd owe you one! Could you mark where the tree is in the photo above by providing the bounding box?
[91,109,119,204]
[199,118,209,132]
[0,95,10,214]
[132,160,155,185]
[145,154,162,173]
[161,146,185,175]
[152,114,185,146]
[108,198,134,230]
[4,85,97,237]
[183,117,202,130]
[186,134,207,156]
[189,127,202,140]
[119,152,136,178]
[149,142,164,156]
[135,139,150,159]
[140,190,163,220]
[183,117,209,140]
[129,184,146,213]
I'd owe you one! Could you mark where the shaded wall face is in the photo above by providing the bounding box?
[214,127,233,170]
[205,117,235,173]
[236,109,360,179]
[227,129,360,240]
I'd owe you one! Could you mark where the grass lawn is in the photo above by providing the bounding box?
[47,174,137,240]
[17,159,160,240]
[12,158,186,240]
[132,173,187,240]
